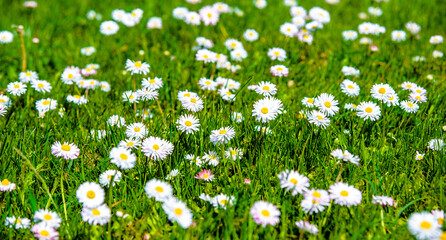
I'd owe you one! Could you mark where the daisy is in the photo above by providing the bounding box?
[0,94,11,107]
[195,169,214,181]
[100,81,111,92]
[76,182,105,208]
[178,90,198,102]
[252,97,283,123]
[405,22,421,34]
[181,96,204,112]
[0,106,7,117]
[202,151,220,166]
[243,29,259,42]
[277,170,310,196]
[230,48,248,61]
[341,66,360,76]
[400,100,419,113]
[415,151,424,160]
[357,101,381,121]
[409,92,427,103]
[31,222,59,239]
[186,154,204,167]
[231,112,244,123]
[290,6,307,17]
[147,17,162,29]
[5,216,31,229]
[302,97,315,107]
[81,204,111,225]
[173,7,189,20]
[33,209,61,228]
[315,93,339,117]
[19,70,38,83]
[125,59,150,75]
[122,90,139,103]
[427,139,444,151]
[213,2,230,13]
[429,35,443,44]
[401,81,417,90]
[141,136,174,161]
[431,210,444,226]
[384,93,400,106]
[255,125,272,135]
[162,197,193,229]
[199,6,219,26]
[216,77,240,89]
[210,127,236,145]
[195,37,213,49]
[137,88,159,101]
[81,46,96,56]
[67,94,88,105]
[225,39,243,50]
[412,86,427,95]
[119,138,141,149]
[368,6,382,16]
[196,49,217,63]
[107,115,126,127]
[198,77,217,91]
[340,80,360,97]
[36,98,57,113]
[329,182,362,207]
[255,81,277,97]
[31,80,52,93]
[306,21,323,31]
[51,142,80,160]
[342,30,358,40]
[145,179,173,202]
[295,220,319,235]
[280,22,298,37]
[392,30,406,42]
[433,50,444,58]
[176,114,200,134]
[100,21,119,35]
[141,77,163,90]
[308,110,331,128]
[309,7,330,23]
[371,195,394,206]
[0,31,13,43]
[407,212,442,240]
[7,82,27,96]
[225,148,243,161]
[184,11,201,25]
[250,201,280,227]
[0,179,16,192]
[99,170,122,187]
[109,147,137,170]
[292,16,306,28]
[254,0,267,9]
[270,65,289,77]
[125,123,147,138]
[301,189,330,214]
[267,48,287,61]
[210,194,236,209]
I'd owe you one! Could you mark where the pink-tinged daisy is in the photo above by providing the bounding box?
[0,178,16,192]
[277,170,310,196]
[270,65,289,77]
[301,189,330,214]
[195,170,214,181]
[372,195,394,206]
[295,220,319,235]
[250,201,281,227]
[31,222,59,239]
[51,141,80,160]
[329,182,362,207]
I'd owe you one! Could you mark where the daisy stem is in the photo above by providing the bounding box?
[17,26,26,72]
[380,208,386,234]
[210,64,217,80]
[298,214,310,240]
[155,98,165,122]
[60,163,69,223]
[107,176,115,240]
[335,164,344,182]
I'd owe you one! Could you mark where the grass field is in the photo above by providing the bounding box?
[0,0,445,239]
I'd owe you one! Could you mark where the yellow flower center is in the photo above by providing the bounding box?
[202,173,209,178]
[87,190,96,199]
[290,178,298,184]
[127,142,134,147]
[439,218,444,225]
[420,221,432,229]
[61,144,71,151]
[174,208,182,215]
[220,199,228,205]
[38,83,44,88]
[134,62,142,68]
[191,98,197,103]
[205,81,211,85]
[313,192,321,198]
[378,88,386,94]
[68,74,73,79]
[317,115,323,120]
[134,127,140,132]
[324,101,331,108]
[231,43,236,48]
[407,84,412,88]
[155,186,164,192]
[153,144,160,150]
[277,67,283,71]
[92,209,101,216]
[203,55,208,59]
[365,107,373,113]
[348,85,354,89]
[42,100,51,105]
[184,121,192,127]
[15,219,21,224]
[407,103,414,107]
[307,98,314,104]
[14,84,20,89]
[219,130,227,134]
[26,72,32,76]
[261,107,269,114]
[44,214,52,220]
[263,86,270,91]
[1,179,9,186]
[120,153,128,160]
[226,91,232,95]
[207,13,212,18]
[231,150,237,155]
[184,93,191,97]
[415,96,421,100]
[261,210,270,217]
[340,190,349,197]
[274,52,280,56]
[40,230,50,237]
[74,95,81,99]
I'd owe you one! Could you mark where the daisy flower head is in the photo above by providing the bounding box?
[51,141,80,160]
[187,154,203,167]
[315,93,339,117]
[371,195,394,206]
[368,6,382,16]
[145,179,173,202]
[252,96,283,123]
[290,6,307,18]
[225,148,243,161]
[185,11,201,25]
[427,139,445,151]
[0,179,16,192]
[119,138,141,149]
[7,81,27,96]
[76,182,105,208]
[309,7,330,23]
[125,59,150,75]
[295,220,319,235]
[270,65,289,77]
[199,6,219,25]
[141,77,163,90]
[210,194,236,209]
[81,204,111,225]
[225,39,243,51]
[195,169,214,181]
[33,209,61,228]
[280,22,298,37]
[305,21,323,31]
[340,80,360,97]
[342,30,358,41]
[122,90,139,103]
[301,189,330,214]
[219,88,236,101]
[147,17,162,29]
[0,31,13,43]
[31,222,59,239]
[412,86,427,95]
[268,48,287,61]
[401,81,417,90]
[302,97,315,107]
[357,101,381,121]
[392,30,406,42]
[400,100,419,113]
[109,147,137,170]
[137,88,159,101]
[407,212,442,240]
[329,182,362,207]
[195,37,213,49]
[67,94,88,105]
[345,103,357,111]
[432,210,445,226]
[292,16,306,28]
[342,66,360,76]
[31,80,52,93]
[141,136,174,161]
[277,170,310,196]
[202,151,220,166]
[100,81,111,92]
[176,114,200,134]
[36,98,57,114]
[126,123,147,139]
[162,197,193,229]
[213,2,230,13]
[250,201,281,227]
[165,169,180,180]
[433,50,444,58]
[0,106,7,117]
[429,35,444,44]
[198,77,217,91]
[5,216,31,229]
[81,46,96,56]
[107,115,126,127]
[172,7,189,20]
[409,92,427,103]
[19,70,38,83]
[99,170,122,187]
[231,112,244,123]
[405,22,420,34]
[384,93,399,106]
[196,49,217,63]
[230,48,248,61]
[371,83,395,101]
[210,126,235,145]
[255,125,272,135]
[243,29,259,42]
[181,95,204,112]
[0,94,11,107]
[100,21,119,35]
[254,0,267,9]
[415,151,424,160]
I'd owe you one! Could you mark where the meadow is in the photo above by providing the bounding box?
[0,0,445,239]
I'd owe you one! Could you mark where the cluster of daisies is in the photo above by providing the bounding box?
[172,2,244,26]
[97,8,164,35]
[5,209,62,239]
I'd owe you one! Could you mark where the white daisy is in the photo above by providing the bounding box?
[162,197,193,229]
[51,141,80,160]
[7,82,27,96]
[252,97,283,123]
[31,80,52,93]
[210,126,236,145]
[19,70,38,83]
[176,114,200,134]
[329,182,362,207]
[76,182,105,208]
[357,101,381,121]
[99,170,122,187]
[340,80,360,97]
[81,204,111,225]
[400,100,419,113]
[141,136,174,161]
[109,147,137,170]
[125,59,150,75]
[145,179,173,202]
[315,93,339,117]
[277,170,310,196]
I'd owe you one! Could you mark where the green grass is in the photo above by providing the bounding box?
[0,0,445,239]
